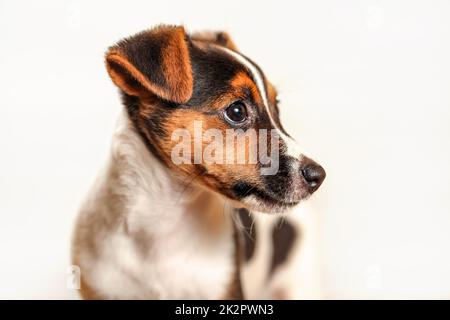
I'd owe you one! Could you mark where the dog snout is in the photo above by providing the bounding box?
[300,157,326,192]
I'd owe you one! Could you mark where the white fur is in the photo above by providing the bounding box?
[241,204,323,299]
[73,113,235,299]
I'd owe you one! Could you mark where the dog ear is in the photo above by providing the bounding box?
[191,31,238,51]
[105,25,193,104]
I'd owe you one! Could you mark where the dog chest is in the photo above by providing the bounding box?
[85,218,236,299]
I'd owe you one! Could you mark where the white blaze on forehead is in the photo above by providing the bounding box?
[216,46,304,159]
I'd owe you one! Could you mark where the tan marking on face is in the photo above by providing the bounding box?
[136,105,264,197]
[207,92,242,110]
[230,71,264,106]
[201,72,264,112]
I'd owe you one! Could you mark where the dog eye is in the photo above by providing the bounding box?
[224,101,248,124]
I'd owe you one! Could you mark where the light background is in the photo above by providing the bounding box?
[1,0,449,299]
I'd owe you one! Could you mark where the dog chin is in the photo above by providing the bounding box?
[240,194,304,214]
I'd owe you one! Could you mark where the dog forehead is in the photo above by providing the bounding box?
[187,43,247,105]
[190,41,248,78]
[187,42,274,111]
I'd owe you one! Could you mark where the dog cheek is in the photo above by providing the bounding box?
[161,111,265,197]
[160,110,215,177]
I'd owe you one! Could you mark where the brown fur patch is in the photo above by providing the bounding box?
[230,71,264,106]
[167,110,261,194]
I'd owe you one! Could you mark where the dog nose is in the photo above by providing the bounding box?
[301,159,326,192]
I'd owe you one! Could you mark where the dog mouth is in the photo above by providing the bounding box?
[242,191,304,214]
[231,181,305,213]
[251,188,300,206]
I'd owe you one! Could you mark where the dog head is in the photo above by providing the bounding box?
[105,25,325,213]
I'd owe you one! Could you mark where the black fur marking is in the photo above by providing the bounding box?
[216,32,230,47]
[146,104,175,137]
[195,164,208,175]
[237,208,257,262]
[270,219,298,276]
[121,92,140,117]
[187,42,244,107]
[117,31,168,90]
[262,153,295,199]
[123,95,167,165]
[232,181,292,205]
[232,181,256,199]
[232,181,276,202]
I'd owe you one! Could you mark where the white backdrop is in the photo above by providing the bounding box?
[1,0,450,299]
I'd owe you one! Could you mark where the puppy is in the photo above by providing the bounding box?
[72,25,325,299]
